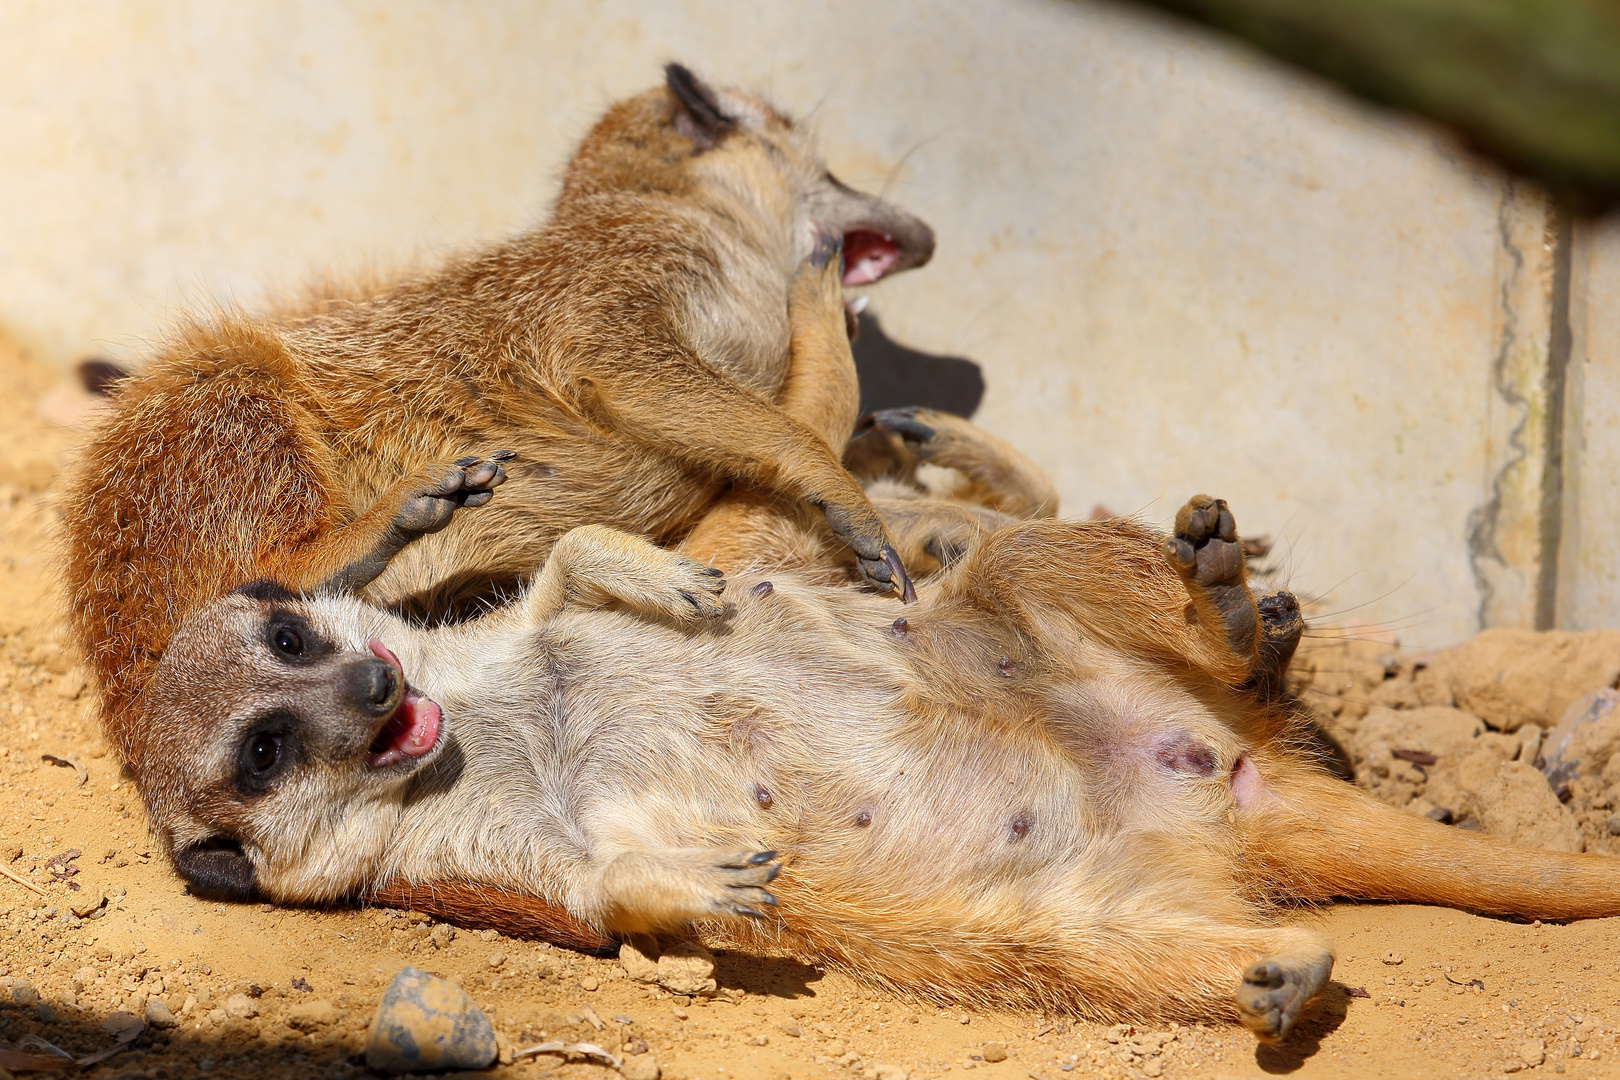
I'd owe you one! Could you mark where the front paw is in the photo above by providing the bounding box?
[818,501,915,602]
[651,556,728,623]
[393,450,514,535]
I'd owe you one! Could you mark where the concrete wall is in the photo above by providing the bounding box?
[0,0,1609,651]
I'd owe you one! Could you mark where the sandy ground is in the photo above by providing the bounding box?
[2,333,1619,1080]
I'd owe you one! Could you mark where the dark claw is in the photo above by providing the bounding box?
[758,890,778,906]
[747,850,779,865]
[883,547,917,604]
[453,455,481,468]
[463,491,493,508]
[679,591,700,610]
[868,407,936,445]
[490,449,518,462]
[704,567,724,577]
[735,905,772,920]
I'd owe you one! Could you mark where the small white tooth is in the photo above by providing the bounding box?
[848,295,870,315]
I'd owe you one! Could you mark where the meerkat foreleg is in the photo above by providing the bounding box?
[266,453,513,594]
[850,406,1059,520]
[583,846,782,936]
[522,524,728,625]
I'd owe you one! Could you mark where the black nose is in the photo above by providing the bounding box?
[348,658,400,714]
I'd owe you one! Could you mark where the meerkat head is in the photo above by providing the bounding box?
[135,583,444,905]
[562,64,934,287]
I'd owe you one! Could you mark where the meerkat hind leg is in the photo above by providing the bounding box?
[1165,494,1259,659]
[593,847,782,936]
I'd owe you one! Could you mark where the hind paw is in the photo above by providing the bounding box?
[1166,494,1243,589]
[1166,494,1258,657]
[1236,952,1333,1042]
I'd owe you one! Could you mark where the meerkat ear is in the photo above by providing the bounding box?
[665,63,735,149]
[173,836,259,901]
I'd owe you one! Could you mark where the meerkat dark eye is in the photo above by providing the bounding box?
[264,614,325,664]
[236,714,297,794]
[246,733,281,774]
[272,626,303,657]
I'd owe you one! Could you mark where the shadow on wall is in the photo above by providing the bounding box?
[851,311,984,418]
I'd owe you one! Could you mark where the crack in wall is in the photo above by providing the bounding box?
[1536,206,1574,631]
[1464,185,1533,631]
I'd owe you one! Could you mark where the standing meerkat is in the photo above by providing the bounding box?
[60,64,935,767]
[140,492,1620,1042]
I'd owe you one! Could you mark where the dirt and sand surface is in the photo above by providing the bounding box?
[1,332,1619,1080]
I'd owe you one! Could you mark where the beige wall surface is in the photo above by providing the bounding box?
[0,0,1609,650]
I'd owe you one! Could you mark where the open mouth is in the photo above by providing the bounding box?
[365,639,442,768]
[842,229,903,287]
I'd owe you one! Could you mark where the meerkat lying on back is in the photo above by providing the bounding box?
[142,492,1620,1042]
[60,64,935,775]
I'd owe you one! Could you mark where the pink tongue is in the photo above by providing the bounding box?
[842,230,901,286]
[365,639,442,767]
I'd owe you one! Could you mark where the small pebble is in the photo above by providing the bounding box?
[429,923,456,948]
[622,1055,661,1080]
[145,999,178,1028]
[774,1019,802,1038]
[11,979,38,1006]
[286,999,338,1030]
[69,888,105,918]
[366,966,496,1072]
[656,941,717,996]
[581,975,600,992]
[1607,814,1620,837]
[982,1042,1008,1063]
[1381,952,1404,966]
[486,952,506,970]
[225,993,258,1019]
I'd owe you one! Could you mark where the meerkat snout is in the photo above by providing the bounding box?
[351,654,399,714]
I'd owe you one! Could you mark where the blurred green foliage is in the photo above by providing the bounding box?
[1137,0,1620,209]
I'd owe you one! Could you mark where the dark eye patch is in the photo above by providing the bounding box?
[264,611,327,664]
[235,710,298,795]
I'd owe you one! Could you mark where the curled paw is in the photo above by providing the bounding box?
[1166,494,1244,589]
[1235,953,1332,1043]
[860,405,940,449]
[661,557,728,622]
[393,451,515,535]
[819,501,915,602]
[707,849,783,920]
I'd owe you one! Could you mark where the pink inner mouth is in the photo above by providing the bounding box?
[365,639,442,768]
[842,229,902,286]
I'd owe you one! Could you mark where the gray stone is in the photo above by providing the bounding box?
[145,999,178,1028]
[365,966,496,1073]
[11,979,38,1006]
